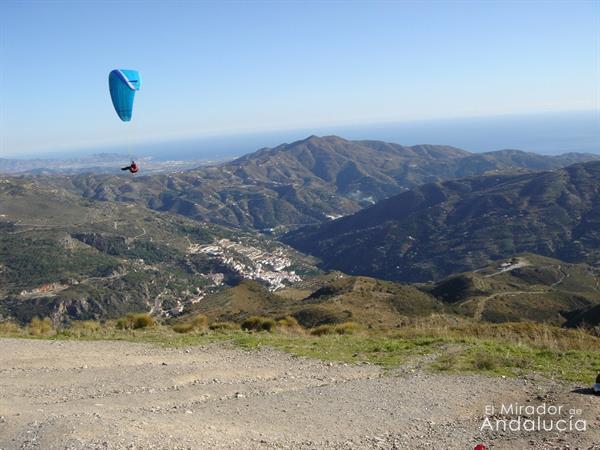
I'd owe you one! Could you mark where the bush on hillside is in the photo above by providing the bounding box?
[171,314,208,334]
[116,313,155,330]
[310,322,361,336]
[241,316,276,332]
[209,321,239,331]
[28,317,54,336]
[172,323,195,334]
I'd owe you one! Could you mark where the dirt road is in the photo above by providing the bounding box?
[0,338,598,449]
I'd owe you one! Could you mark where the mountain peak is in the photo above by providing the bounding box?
[296,135,347,145]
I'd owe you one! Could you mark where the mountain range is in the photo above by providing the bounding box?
[56,136,600,231]
[284,161,600,282]
[1,135,599,329]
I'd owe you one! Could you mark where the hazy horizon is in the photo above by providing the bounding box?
[3,110,599,161]
[1,1,598,156]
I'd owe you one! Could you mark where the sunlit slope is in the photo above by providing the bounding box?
[426,254,600,325]
[0,177,317,323]
[180,274,445,329]
[284,161,600,282]
[59,136,600,231]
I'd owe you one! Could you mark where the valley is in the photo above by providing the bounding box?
[1,136,599,332]
[1,135,599,450]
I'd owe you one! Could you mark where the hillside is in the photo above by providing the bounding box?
[179,253,599,328]
[182,274,445,328]
[0,177,318,324]
[58,136,600,231]
[426,254,600,325]
[284,161,600,282]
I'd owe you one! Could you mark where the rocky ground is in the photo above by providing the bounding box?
[0,338,598,449]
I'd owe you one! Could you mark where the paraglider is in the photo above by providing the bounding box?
[109,69,141,122]
[109,69,141,173]
[121,161,139,173]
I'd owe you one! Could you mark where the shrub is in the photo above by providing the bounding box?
[334,322,361,335]
[310,324,336,336]
[310,322,361,336]
[191,314,208,330]
[28,317,54,336]
[64,320,101,337]
[173,323,194,334]
[293,306,351,328]
[0,321,22,335]
[435,351,459,371]
[275,316,305,335]
[241,316,276,332]
[116,313,155,330]
[472,351,500,371]
[171,314,208,334]
[72,320,101,331]
[209,321,239,331]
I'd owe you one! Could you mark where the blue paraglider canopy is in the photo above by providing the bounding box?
[109,69,141,122]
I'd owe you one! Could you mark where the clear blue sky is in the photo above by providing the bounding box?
[0,0,598,156]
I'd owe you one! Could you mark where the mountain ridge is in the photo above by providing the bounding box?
[284,160,600,282]
[56,135,600,231]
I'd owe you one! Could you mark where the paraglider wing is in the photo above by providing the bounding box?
[109,69,141,122]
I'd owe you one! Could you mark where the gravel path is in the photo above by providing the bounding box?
[0,338,598,449]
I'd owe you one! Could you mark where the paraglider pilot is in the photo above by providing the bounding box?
[121,161,139,173]
[109,69,141,174]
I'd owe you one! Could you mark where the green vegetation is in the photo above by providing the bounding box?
[431,340,598,384]
[232,332,436,367]
[285,161,600,282]
[1,313,598,384]
[0,233,120,294]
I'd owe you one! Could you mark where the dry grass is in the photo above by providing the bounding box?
[0,321,24,336]
[63,320,101,338]
[275,316,305,335]
[389,314,599,351]
[1,312,598,383]
[172,314,209,334]
[209,321,240,331]
[241,316,277,332]
[172,323,195,334]
[27,317,54,336]
[191,314,208,330]
[311,322,362,336]
[116,313,155,330]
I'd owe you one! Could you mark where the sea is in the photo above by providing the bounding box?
[12,110,600,161]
